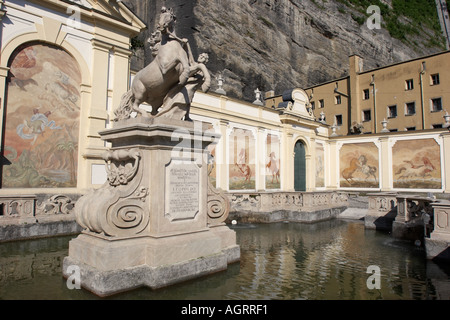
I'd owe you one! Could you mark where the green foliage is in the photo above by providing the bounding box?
[351,13,365,25]
[338,0,445,48]
[391,0,442,33]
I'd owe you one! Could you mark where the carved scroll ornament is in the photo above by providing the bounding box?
[37,195,74,215]
[75,148,149,237]
[206,163,230,226]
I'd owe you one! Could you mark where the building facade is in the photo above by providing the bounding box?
[190,91,450,195]
[296,51,449,136]
[1,0,450,208]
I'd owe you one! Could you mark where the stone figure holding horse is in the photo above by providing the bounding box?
[114,7,211,121]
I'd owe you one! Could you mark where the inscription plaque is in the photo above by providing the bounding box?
[165,160,200,221]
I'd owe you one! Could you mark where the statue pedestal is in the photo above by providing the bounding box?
[63,118,239,297]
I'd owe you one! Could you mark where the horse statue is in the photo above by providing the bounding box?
[114,7,210,121]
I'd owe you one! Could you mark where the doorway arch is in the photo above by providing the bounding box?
[294,140,306,191]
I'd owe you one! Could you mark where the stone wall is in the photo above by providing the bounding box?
[0,194,82,242]
[123,0,442,101]
[227,191,349,223]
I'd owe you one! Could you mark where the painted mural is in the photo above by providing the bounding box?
[340,142,379,188]
[229,128,255,190]
[392,139,441,189]
[315,144,324,188]
[2,43,81,188]
[265,134,280,189]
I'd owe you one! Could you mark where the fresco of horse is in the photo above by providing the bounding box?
[339,142,379,188]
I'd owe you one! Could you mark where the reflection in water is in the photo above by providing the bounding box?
[0,220,449,300]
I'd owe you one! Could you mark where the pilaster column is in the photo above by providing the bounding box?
[111,46,132,113]
[0,66,9,150]
[281,130,294,191]
[307,138,316,191]
[379,136,391,191]
[256,127,266,191]
[78,84,95,189]
[87,39,111,147]
[217,119,229,191]
[327,140,338,189]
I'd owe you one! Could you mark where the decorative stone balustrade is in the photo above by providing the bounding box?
[0,194,80,242]
[0,194,76,225]
[0,195,37,224]
[395,195,434,223]
[392,194,435,241]
[365,192,436,236]
[365,192,398,230]
[227,191,349,223]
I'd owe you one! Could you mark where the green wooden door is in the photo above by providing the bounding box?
[294,141,306,191]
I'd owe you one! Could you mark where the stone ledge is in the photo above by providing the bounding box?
[0,220,82,243]
[227,206,348,224]
[63,245,240,297]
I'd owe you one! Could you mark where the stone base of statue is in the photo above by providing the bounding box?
[63,117,239,297]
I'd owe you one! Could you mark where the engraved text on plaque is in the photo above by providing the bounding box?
[165,160,200,221]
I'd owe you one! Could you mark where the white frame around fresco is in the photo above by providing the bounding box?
[389,133,445,193]
[335,132,445,193]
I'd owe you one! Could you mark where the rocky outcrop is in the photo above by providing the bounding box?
[123,0,442,101]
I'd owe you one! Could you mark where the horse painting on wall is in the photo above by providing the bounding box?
[228,128,255,190]
[265,134,280,189]
[392,139,441,189]
[339,142,379,188]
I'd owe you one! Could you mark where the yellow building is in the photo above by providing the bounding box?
[267,51,450,136]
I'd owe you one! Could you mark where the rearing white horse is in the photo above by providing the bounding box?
[115,7,192,120]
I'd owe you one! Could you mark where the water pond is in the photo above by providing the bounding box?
[0,219,449,300]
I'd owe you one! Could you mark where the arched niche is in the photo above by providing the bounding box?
[1,41,81,188]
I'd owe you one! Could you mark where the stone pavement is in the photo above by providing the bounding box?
[337,196,368,221]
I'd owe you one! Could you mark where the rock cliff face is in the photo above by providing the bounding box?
[123,0,442,101]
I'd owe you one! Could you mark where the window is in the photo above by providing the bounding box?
[405,102,416,116]
[362,110,371,122]
[388,105,397,118]
[335,95,341,105]
[431,98,443,112]
[389,129,398,132]
[432,124,443,129]
[363,89,370,100]
[319,99,324,108]
[405,79,414,90]
[431,73,440,85]
[310,101,315,110]
[406,126,416,131]
[335,114,343,126]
